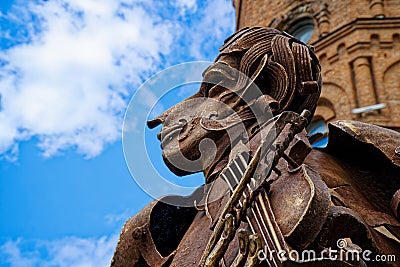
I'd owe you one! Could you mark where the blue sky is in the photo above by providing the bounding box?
[0,0,235,266]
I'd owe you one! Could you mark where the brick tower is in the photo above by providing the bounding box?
[233,0,400,131]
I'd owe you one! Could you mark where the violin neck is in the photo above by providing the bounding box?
[221,154,287,266]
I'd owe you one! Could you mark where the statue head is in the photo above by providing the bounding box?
[147,27,321,181]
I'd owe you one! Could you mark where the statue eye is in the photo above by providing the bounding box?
[178,118,187,125]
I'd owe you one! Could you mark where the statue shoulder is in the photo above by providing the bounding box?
[325,120,400,168]
[111,193,200,267]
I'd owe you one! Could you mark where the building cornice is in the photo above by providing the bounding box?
[313,18,400,52]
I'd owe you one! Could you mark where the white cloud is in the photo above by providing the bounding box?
[0,0,235,160]
[0,239,39,267]
[0,0,175,159]
[104,208,136,225]
[188,0,235,60]
[173,0,198,15]
[0,234,119,267]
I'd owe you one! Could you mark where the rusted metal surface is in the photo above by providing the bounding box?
[269,164,330,249]
[304,122,400,266]
[231,229,249,267]
[391,189,400,221]
[111,200,161,267]
[112,26,400,266]
[326,120,400,167]
[111,195,199,267]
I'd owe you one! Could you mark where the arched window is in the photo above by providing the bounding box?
[288,18,315,43]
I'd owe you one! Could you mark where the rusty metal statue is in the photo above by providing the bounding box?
[111,27,400,267]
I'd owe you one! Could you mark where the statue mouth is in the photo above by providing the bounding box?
[157,119,188,148]
[157,125,182,148]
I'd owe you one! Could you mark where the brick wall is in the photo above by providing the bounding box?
[234,0,400,128]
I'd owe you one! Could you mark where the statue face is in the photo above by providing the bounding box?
[147,27,321,178]
[147,80,239,176]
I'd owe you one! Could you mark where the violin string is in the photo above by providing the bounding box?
[221,172,268,248]
[235,155,281,266]
[240,154,285,263]
[257,194,283,252]
[224,165,267,245]
[222,157,279,267]
[232,160,278,252]
[221,173,277,267]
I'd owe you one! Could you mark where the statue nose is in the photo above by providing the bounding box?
[147,109,171,129]
[147,116,164,129]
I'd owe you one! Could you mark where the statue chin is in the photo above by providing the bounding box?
[161,149,203,177]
